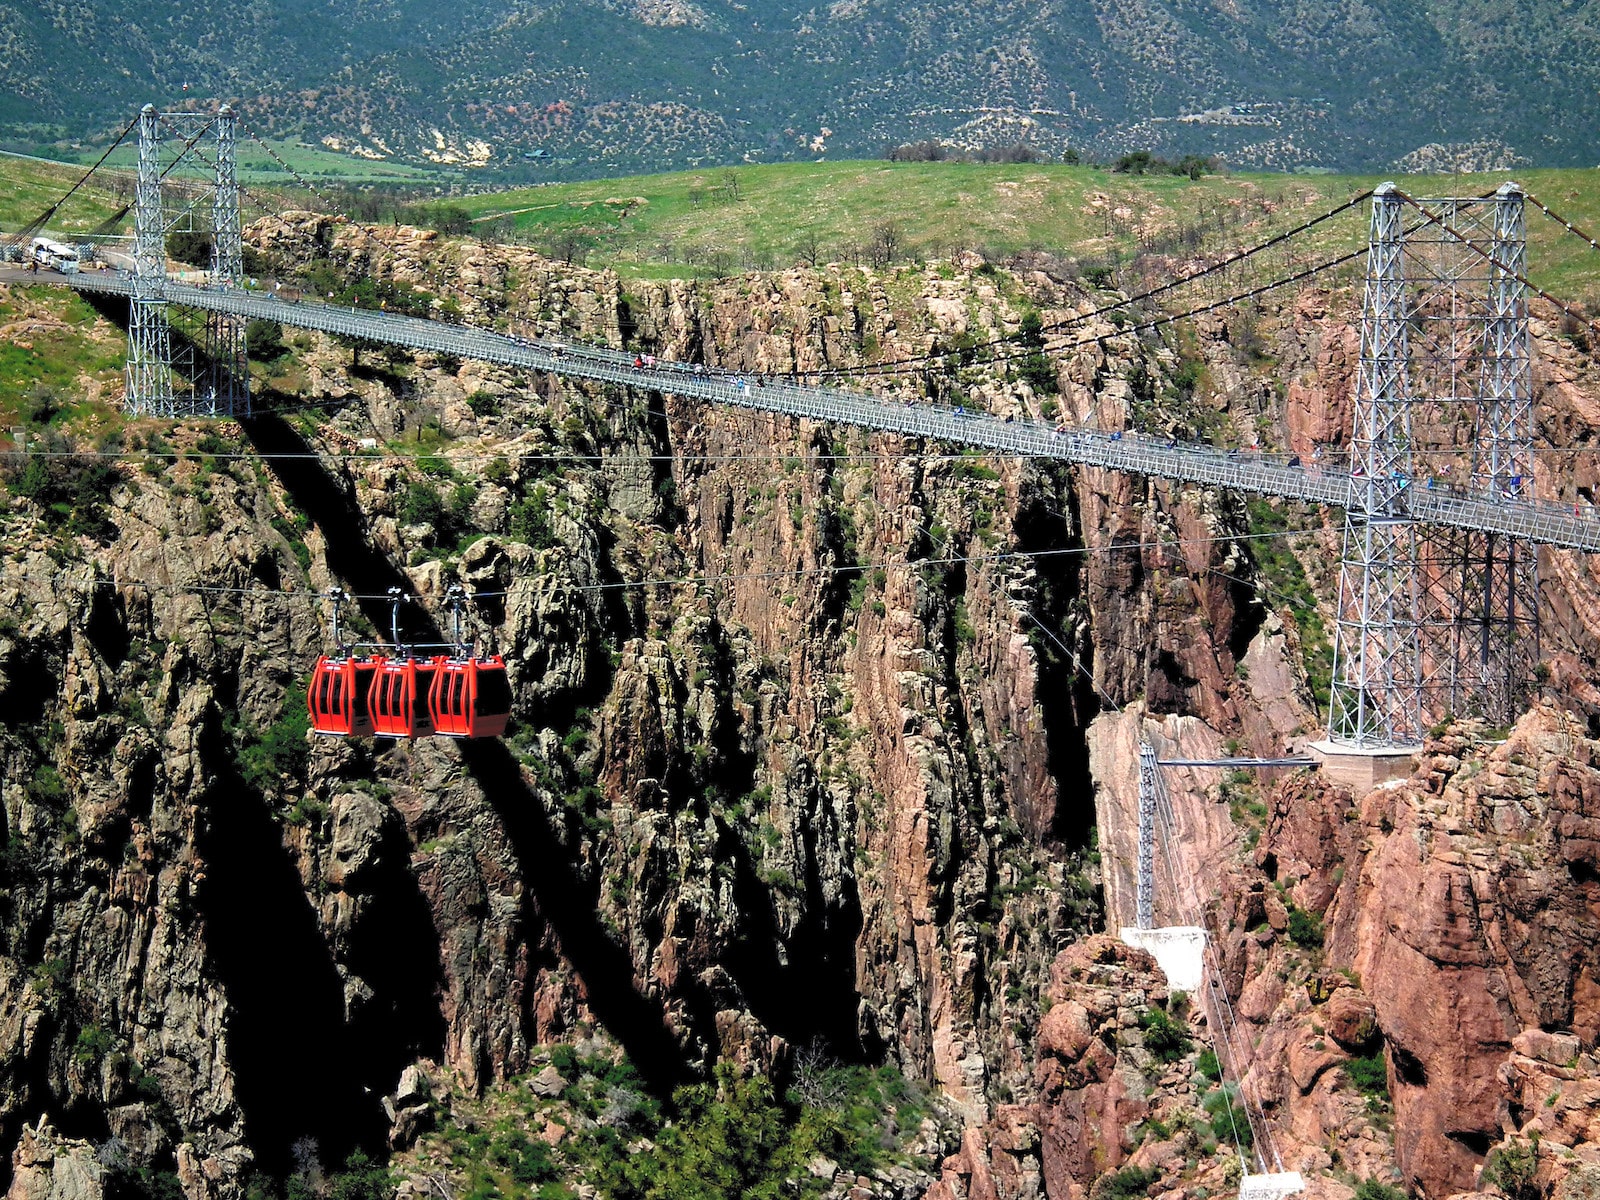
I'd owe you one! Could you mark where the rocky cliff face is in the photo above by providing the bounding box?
[3,215,1600,1200]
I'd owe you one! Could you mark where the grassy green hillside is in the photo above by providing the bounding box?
[7,149,1600,306]
[0,152,135,236]
[464,161,1600,301]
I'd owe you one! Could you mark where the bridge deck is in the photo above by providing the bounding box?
[65,271,1600,555]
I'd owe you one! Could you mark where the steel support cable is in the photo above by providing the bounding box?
[238,126,402,254]
[1146,779,1265,1171]
[230,140,1370,389]
[1150,781,1282,1173]
[1395,189,1600,337]
[795,190,1378,381]
[1152,803,1260,1171]
[10,525,1330,608]
[1147,751,1300,1176]
[4,113,141,245]
[1523,192,1600,255]
[240,128,352,217]
[179,137,290,227]
[1153,763,1294,1173]
[810,242,1375,383]
[62,274,1600,550]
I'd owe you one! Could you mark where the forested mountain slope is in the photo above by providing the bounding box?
[3,0,1597,175]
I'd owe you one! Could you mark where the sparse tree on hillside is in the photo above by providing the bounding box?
[793,230,822,268]
[547,229,588,265]
[869,221,901,268]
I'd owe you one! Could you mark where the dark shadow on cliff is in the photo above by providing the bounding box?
[332,784,450,1100]
[717,815,868,1062]
[242,411,697,1097]
[192,710,386,1173]
[458,740,694,1094]
[1014,480,1103,850]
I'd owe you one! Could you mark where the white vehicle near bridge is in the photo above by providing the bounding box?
[29,236,80,273]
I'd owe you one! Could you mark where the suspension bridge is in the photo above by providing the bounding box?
[11,104,1600,1194]
[17,106,1589,751]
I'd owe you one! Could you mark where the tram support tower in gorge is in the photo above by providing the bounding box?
[1324,182,1539,754]
[125,103,250,417]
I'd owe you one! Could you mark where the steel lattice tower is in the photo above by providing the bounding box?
[126,105,175,415]
[1446,183,1539,722]
[1327,184,1425,748]
[203,105,250,416]
[1136,742,1158,929]
[124,104,250,417]
[1326,182,1542,747]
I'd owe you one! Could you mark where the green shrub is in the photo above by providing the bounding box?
[104,1166,185,1200]
[166,229,212,267]
[1354,1179,1407,1200]
[1345,1049,1388,1098]
[569,1057,926,1200]
[1483,1141,1539,1200]
[1286,906,1323,949]
[75,1023,115,1065]
[5,450,121,542]
[401,481,446,528]
[246,319,288,360]
[1139,1004,1192,1063]
[27,764,66,806]
[1096,1166,1159,1200]
[238,692,311,795]
[1202,1086,1253,1150]
[1196,1048,1221,1082]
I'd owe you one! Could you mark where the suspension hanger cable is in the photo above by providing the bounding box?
[3,113,142,245]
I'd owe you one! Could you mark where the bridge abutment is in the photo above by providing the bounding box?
[1306,738,1418,792]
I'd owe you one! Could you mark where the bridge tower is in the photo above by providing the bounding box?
[1444,182,1539,723]
[203,105,250,416]
[126,105,175,415]
[124,105,250,417]
[1323,182,1539,754]
[1326,183,1424,749]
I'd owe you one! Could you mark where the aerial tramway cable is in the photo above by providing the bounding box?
[22,524,1328,609]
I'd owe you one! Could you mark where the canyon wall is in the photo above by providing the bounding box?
[3,216,1600,1200]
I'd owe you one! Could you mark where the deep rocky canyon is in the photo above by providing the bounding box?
[5,214,1600,1200]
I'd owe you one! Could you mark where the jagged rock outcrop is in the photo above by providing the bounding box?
[7,209,1600,1200]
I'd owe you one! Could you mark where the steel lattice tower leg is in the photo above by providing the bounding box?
[126,104,174,415]
[1455,182,1539,722]
[204,104,249,417]
[1136,743,1157,929]
[1327,184,1425,749]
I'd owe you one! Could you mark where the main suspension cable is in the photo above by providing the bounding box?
[3,113,141,245]
[811,242,1373,383]
[1396,189,1600,336]
[1524,191,1600,255]
[800,190,1376,381]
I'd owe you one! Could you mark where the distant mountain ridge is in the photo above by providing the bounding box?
[1,0,1595,177]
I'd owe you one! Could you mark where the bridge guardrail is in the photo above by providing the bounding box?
[63,272,1600,556]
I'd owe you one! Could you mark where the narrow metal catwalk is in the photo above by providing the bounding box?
[62,271,1600,556]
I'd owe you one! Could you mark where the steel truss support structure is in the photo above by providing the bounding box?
[1136,742,1158,929]
[203,106,249,415]
[1328,184,1424,748]
[1440,183,1540,723]
[126,105,175,415]
[124,105,250,417]
[1327,182,1541,747]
